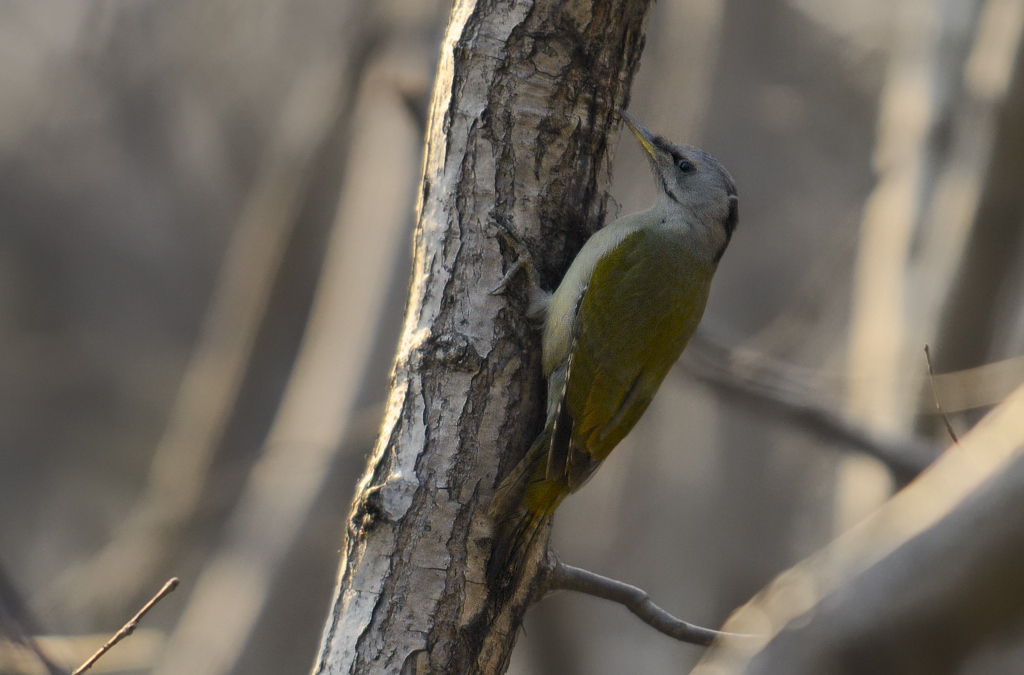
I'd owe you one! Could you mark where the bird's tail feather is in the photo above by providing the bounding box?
[487,425,564,586]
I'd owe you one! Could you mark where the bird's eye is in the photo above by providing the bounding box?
[675,157,696,174]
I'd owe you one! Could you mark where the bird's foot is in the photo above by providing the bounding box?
[490,219,540,296]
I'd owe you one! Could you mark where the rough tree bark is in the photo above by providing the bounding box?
[313,1,653,673]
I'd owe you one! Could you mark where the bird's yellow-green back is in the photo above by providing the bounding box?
[552,226,714,490]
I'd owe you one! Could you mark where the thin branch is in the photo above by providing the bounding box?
[682,333,940,484]
[924,344,960,446]
[71,578,178,675]
[544,561,746,647]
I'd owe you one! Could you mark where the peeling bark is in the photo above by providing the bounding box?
[313,1,653,673]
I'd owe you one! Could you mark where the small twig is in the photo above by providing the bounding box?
[544,561,748,646]
[924,345,960,446]
[71,578,179,675]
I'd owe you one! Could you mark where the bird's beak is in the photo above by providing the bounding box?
[618,109,657,159]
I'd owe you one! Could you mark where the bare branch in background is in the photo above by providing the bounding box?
[846,0,1021,431]
[149,27,411,675]
[933,0,1024,387]
[42,44,371,621]
[924,355,1024,412]
[0,564,63,675]
[682,333,939,484]
[693,384,1024,675]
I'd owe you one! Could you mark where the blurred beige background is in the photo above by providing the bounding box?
[1,0,1022,673]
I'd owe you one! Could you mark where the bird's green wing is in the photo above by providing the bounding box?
[550,227,713,491]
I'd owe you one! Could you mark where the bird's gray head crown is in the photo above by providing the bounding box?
[619,109,739,262]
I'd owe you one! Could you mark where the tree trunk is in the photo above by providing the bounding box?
[313,1,653,673]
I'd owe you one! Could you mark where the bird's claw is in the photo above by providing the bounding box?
[490,259,529,296]
[490,220,540,296]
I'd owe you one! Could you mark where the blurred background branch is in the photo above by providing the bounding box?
[0,563,62,675]
[41,42,370,626]
[682,333,939,484]
[695,383,1024,675]
[150,24,427,675]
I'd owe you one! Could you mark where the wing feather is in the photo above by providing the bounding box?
[550,228,713,491]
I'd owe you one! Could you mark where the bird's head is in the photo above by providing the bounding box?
[619,110,738,262]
